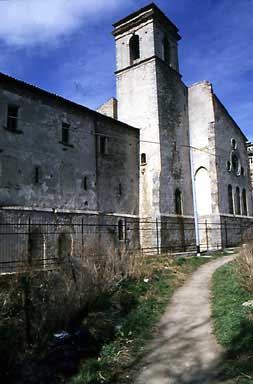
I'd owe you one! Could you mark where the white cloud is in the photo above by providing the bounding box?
[0,0,124,46]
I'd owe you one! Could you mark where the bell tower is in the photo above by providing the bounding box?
[113,3,193,249]
[113,3,180,128]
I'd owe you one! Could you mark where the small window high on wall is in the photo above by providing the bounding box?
[62,122,70,145]
[7,105,19,132]
[129,34,140,65]
[175,189,182,215]
[141,153,146,165]
[163,37,170,64]
[228,184,234,214]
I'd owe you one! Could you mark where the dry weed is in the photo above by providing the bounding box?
[236,243,253,293]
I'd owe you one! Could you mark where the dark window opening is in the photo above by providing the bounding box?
[163,37,170,64]
[118,219,124,241]
[34,166,40,184]
[141,153,146,165]
[231,153,239,173]
[175,189,182,215]
[83,176,88,190]
[226,161,231,172]
[242,189,247,216]
[228,184,234,214]
[7,105,19,132]
[235,187,241,215]
[231,138,237,149]
[129,34,140,64]
[99,136,108,155]
[119,183,122,196]
[62,123,70,145]
[241,166,245,176]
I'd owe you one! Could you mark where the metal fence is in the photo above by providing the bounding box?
[0,217,252,274]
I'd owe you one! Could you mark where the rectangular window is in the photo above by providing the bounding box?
[83,176,88,190]
[34,166,40,184]
[62,123,70,145]
[118,183,122,196]
[99,136,108,155]
[7,105,19,132]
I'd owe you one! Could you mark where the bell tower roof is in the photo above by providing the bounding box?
[113,2,181,41]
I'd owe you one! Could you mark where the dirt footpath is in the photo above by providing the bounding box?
[133,255,235,384]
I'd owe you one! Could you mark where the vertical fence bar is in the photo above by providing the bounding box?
[224,220,228,248]
[81,218,84,256]
[28,217,31,266]
[156,218,159,255]
[124,218,127,245]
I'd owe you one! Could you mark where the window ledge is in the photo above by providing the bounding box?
[3,126,23,134]
[59,141,74,148]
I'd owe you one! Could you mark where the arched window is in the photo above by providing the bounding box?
[129,34,140,64]
[235,187,241,215]
[175,189,182,215]
[28,228,45,266]
[163,37,170,64]
[231,138,237,149]
[195,167,212,215]
[228,184,234,214]
[242,189,247,216]
[231,152,239,172]
[141,153,146,165]
[118,220,124,241]
[58,232,73,262]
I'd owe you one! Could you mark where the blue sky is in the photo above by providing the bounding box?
[0,0,252,141]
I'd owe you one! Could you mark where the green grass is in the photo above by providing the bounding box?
[70,255,213,384]
[212,262,253,383]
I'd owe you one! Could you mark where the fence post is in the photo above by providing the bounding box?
[240,221,243,245]
[81,218,84,254]
[28,217,32,266]
[224,220,228,248]
[156,218,160,255]
[124,218,127,245]
[205,220,209,251]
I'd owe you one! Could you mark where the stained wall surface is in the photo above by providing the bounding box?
[0,76,139,218]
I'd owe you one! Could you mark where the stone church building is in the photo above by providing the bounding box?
[0,3,252,269]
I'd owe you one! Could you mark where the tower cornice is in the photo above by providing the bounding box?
[112,3,181,41]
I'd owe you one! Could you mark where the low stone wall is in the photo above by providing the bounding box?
[220,215,253,248]
[0,208,140,273]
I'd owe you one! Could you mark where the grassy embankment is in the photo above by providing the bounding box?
[212,250,253,384]
[71,255,218,384]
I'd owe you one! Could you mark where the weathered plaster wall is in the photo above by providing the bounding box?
[114,6,195,250]
[156,59,193,218]
[213,96,253,217]
[115,18,161,221]
[0,82,139,217]
[188,82,220,217]
[247,142,253,209]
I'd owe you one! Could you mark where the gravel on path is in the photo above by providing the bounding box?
[133,255,235,384]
